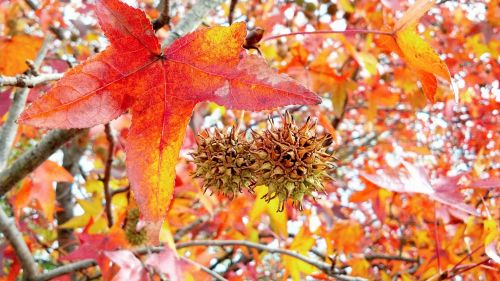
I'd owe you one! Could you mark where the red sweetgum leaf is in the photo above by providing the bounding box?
[469,177,500,189]
[18,0,320,242]
[104,247,192,281]
[62,232,128,280]
[105,250,147,281]
[360,160,478,216]
[144,246,191,281]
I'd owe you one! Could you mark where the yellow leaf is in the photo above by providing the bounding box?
[396,26,459,102]
[59,197,104,229]
[484,219,498,246]
[249,185,288,238]
[338,0,354,13]
[84,179,104,195]
[284,225,318,280]
[401,273,417,281]
[396,26,451,83]
[159,220,176,250]
[349,258,370,277]
[356,52,378,76]
[330,80,356,118]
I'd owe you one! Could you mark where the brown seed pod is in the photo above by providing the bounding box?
[251,112,335,211]
[191,126,257,198]
[243,27,265,55]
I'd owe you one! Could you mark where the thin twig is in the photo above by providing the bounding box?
[102,124,114,227]
[0,36,53,171]
[209,249,234,270]
[0,208,38,278]
[34,239,368,281]
[228,0,238,24]
[0,73,63,88]
[433,204,442,274]
[23,0,65,40]
[365,253,419,263]
[447,245,483,275]
[173,213,211,242]
[110,185,130,196]
[178,256,228,281]
[152,0,170,31]
[33,259,97,281]
[175,240,368,281]
[263,29,394,42]
[444,258,492,279]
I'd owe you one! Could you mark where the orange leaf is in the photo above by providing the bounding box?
[376,0,457,103]
[395,26,451,83]
[18,0,320,242]
[0,35,43,75]
[10,160,73,221]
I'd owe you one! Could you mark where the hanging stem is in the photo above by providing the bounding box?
[263,29,394,42]
[103,124,115,228]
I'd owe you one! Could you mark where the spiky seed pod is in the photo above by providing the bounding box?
[191,126,257,198]
[251,112,335,211]
[124,208,147,246]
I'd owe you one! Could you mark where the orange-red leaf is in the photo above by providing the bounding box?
[395,26,451,83]
[10,160,73,221]
[0,35,43,75]
[375,0,457,103]
[62,232,128,280]
[18,0,320,242]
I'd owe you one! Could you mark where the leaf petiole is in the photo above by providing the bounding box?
[263,29,394,42]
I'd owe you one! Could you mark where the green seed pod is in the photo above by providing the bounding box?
[124,208,147,246]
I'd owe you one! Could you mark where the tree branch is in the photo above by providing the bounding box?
[111,185,130,196]
[23,0,65,40]
[0,36,53,170]
[0,208,38,279]
[228,0,238,24]
[152,0,170,31]
[102,124,114,228]
[0,36,55,280]
[178,256,228,281]
[365,253,419,263]
[33,259,97,281]
[0,129,86,196]
[161,0,225,48]
[173,213,212,242]
[33,239,369,281]
[0,73,63,88]
[174,240,367,281]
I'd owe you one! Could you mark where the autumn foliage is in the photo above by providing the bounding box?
[0,0,498,280]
